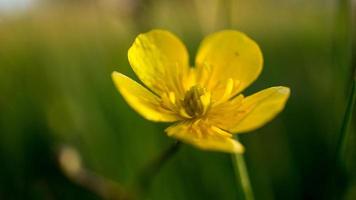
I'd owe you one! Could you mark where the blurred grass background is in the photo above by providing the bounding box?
[0,0,355,199]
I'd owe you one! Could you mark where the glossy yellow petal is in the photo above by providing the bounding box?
[209,87,290,133]
[166,121,245,153]
[112,71,181,122]
[195,30,263,101]
[128,29,189,97]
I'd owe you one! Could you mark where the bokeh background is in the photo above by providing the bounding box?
[0,0,355,199]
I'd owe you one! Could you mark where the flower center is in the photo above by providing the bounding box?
[182,85,211,118]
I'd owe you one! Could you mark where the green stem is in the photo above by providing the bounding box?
[336,74,356,164]
[137,141,181,194]
[232,136,254,200]
[227,1,254,199]
[334,0,355,166]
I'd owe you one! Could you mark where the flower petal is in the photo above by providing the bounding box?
[209,86,290,133]
[112,72,181,122]
[128,29,190,97]
[166,121,244,153]
[195,30,263,100]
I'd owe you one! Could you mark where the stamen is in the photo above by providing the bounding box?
[193,119,202,126]
[191,120,203,138]
[200,92,211,114]
[214,78,234,105]
[179,108,192,119]
[197,62,213,87]
[211,126,232,137]
[169,92,176,104]
[221,78,234,100]
[160,92,178,112]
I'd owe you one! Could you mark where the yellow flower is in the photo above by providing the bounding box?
[112,29,290,153]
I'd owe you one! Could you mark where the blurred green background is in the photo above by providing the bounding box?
[0,0,355,199]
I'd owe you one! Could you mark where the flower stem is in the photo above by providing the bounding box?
[334,0,355,166]
[232,137,254,200]
[336,73,356,164]
[137,141,181,194]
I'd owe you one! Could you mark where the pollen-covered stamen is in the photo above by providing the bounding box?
[182,85,211,117]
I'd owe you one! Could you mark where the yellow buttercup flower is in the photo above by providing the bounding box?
[112,29,290,153]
